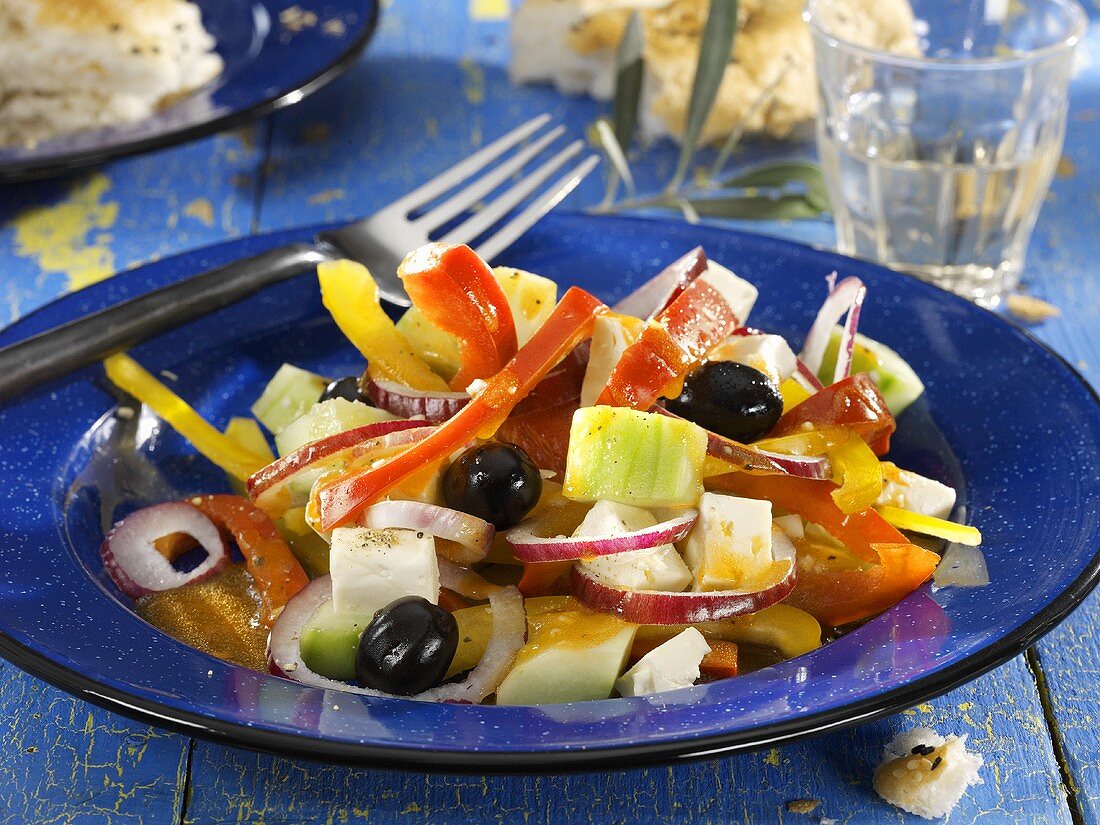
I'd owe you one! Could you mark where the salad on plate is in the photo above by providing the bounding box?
[98,242,982,705]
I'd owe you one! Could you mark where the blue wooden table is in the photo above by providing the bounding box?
[1,2,1098,822]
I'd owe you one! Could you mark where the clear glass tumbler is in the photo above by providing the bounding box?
[806,0,1085,306]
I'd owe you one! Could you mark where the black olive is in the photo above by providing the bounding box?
[355,596,458,695]
[319,375,371,405]
[666,361,783,442]
[442,443,542,529]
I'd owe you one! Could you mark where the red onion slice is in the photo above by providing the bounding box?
[269,576,526,704]
[793,359,825,392]
[367,379,470,423]
[359,501,494,564]
[752,449,831,480]
[101,502,229,597]
[437,557,502,600]
[612,247,708,319]
[506,509,697,563]
[571,528,797,624]
[248,420,426,499]
[800,274,867,383]
[249,424,435,515]
[653,406,786,475]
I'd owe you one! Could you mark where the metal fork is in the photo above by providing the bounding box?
[0,114,598,400]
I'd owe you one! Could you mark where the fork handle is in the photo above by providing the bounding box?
[0,243,332,402]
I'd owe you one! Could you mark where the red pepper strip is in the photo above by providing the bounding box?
[498,343,589,478]
[707,472,908,564]
[399,243,518,391]
[769,374,896,456]
[596,275,744,410]
[316,287,606,530]
[518,561,574,597]
[190,495,310,628]
[783,543,940,628]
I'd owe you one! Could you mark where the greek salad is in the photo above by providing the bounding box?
[100,243,982,704]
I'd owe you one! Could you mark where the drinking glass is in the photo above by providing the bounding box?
[806,0,1085,306]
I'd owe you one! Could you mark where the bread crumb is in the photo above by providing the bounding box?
[874,728,983,819]
[280,5,318,32]
[785,798,819,814]
[1006,293,1060,324]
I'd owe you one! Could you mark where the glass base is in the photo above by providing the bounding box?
[884,261,1021,309]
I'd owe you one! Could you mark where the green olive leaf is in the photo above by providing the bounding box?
[612,11,645,152]
[686,193,826,220]
[668,0,738,191]
[594,118,636,197]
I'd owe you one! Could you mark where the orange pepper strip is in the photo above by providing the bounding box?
[708,472,905,564]
[596,275,744,410]
[700,641,740,680]
[783,543,940,627]
[316,287,606,530]
[399,243,518,391]
[707,473,938,626]
[190,495,310,628]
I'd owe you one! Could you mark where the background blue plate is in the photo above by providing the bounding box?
[0,214,1097,770]
[0,0,379,182]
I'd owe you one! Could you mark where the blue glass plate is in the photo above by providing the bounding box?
[0,0,379,182]
[0,214,1097,770]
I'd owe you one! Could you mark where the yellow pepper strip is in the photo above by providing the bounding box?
[317,259,450,392]
[754,427,848,456]
[828,433,883,514]
[877,505,983,546]
[778,377,811,412]
[224,417,276,463]
[104,353,268,483]
[223,417,275,495]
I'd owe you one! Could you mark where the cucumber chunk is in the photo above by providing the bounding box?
[563,407,707,507]
[251,364,329,434]
[299,600,374,681]
[274,398,397,457]
[817,328,925,415]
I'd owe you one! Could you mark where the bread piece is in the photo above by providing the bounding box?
[0,0,223,146]
[510,0,920,143]
[873,728,984,819]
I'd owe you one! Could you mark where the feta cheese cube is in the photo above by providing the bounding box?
[698,262,758,327]
[580,313,641,407]
[615,627,711,697]
[574,500,693,592]
[329,527,439,616]
[877,464,957,520]
[681,492,773,591]
[708,333,796,386]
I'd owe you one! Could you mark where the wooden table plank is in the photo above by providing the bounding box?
[181,656,1067,824]
[0,128,264,327]
[0,129,267,824]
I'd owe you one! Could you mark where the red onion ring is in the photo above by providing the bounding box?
[612,247,709,319]
[269,576,525,704]
[505,509,697,563]
[571,527,798,624]
[799,274,867,384]
[366,379,470,423]
[101,502,229,597]
[652,406,786,475]
[358,501,494,564]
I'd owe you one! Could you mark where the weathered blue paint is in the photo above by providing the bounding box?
[1,0,1098,822]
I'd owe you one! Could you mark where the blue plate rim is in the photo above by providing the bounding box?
[0,214,1097,771]
[0,1,380,183]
